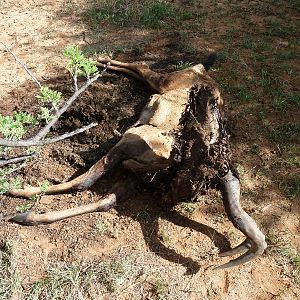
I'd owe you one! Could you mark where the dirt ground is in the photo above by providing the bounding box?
[0,0,299,299]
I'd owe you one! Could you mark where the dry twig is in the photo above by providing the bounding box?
[0,153,37,167]
[0,46,109,148]
[0,122,98,147]
[0,44,109,168]
[0,41,42,88]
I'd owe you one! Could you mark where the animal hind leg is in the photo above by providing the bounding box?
[96,61,148,84]
[97,56,212,93]
[97,57,167,93]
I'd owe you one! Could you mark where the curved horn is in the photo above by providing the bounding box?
[215,170,267,269]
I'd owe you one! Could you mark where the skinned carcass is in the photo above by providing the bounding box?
[7,57,267,269]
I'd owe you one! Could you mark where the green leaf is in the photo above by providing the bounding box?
[39,180,50,194]
[36,87,62,110]
[38,107,54,123]
[16,203,32,213]
[0,112,36,140]
[63,46,98,77]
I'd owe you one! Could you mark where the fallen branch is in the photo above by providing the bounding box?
[32,67,108,142]
[0,153,37,167]
[0,122,98,147]
[0,48,109,147]
[0,45,109,169]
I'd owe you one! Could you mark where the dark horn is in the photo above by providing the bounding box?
[216,170,267,269]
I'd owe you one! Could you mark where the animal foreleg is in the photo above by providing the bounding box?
[8,154,116,198]
[11,180,131,225]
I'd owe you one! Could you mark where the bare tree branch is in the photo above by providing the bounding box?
[0,61,109,148]
[0,122,98,147]
[0,153,37,167]
[32,64,109,142]
[0,46,109,170]
[0,42,42,89]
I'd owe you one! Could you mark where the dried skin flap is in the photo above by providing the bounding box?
[147,84,233,205]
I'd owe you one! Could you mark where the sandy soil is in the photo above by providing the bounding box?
[0,1,299,299]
